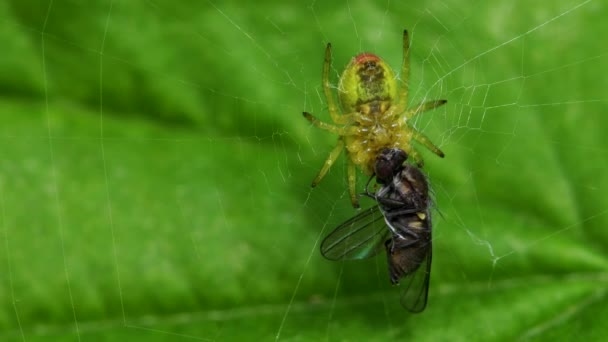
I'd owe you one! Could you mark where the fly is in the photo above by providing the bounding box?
[320,148,433,312]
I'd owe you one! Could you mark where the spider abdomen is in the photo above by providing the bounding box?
[339,53,397,113]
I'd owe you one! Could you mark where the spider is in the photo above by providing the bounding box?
[303,30,446,208]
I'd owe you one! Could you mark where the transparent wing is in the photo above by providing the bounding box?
[320,206,390,260]
[399,240,432,313]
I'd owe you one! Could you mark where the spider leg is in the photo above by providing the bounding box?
[312,137,345,187]
[405,100,447,120]
[396,30,410,111]
[323,43,352,125]
[410,128,444,158]
[303,112,357,135]
[408,147,425,167]
[347,158,359,208]
[363,174,376,198]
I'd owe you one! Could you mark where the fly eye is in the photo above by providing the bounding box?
[375,161,393,184]
[375,148,407,183]
[393,149,408,164]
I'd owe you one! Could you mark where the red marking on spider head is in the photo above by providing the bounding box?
[354,53,381,64]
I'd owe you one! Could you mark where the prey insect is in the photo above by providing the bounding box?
[304,30,446,208]
[320,148,433,312]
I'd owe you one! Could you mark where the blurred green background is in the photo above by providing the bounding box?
[1,0,607,341]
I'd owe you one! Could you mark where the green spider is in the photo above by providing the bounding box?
[303,30,446,208]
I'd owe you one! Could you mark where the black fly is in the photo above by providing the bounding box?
[320,148,433,312]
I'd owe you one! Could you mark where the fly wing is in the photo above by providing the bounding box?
[320,206,390,260]
[399,239,432,313]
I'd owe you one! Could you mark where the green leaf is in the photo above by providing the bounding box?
[1,0,607,341]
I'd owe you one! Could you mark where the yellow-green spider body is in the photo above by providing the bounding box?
[304,30,446,208]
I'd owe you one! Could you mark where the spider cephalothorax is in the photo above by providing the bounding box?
[304,30,446,208]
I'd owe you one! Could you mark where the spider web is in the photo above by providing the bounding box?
[1,0,607,341]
